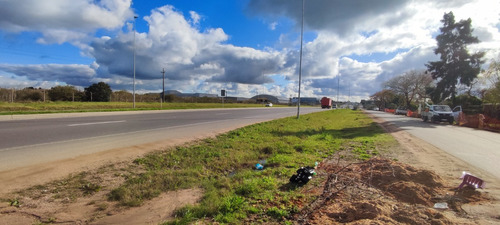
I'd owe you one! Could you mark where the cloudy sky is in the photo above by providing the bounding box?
[0,0,499,102]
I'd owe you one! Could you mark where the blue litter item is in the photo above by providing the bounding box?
[255,163,264,170]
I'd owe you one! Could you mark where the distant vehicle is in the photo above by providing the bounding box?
[265,102,273,107]
[421,104,454,124]
[321,97,332,109]
[332,104,337,109]
[394,106,407,115]
[373,107,379,111]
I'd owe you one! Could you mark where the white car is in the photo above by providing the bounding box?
[265,102,273,107]
[452,106,462,121]
[394,107,408,115]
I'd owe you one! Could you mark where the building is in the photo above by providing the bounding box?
[250,94,289,104]
[290,97,319,105]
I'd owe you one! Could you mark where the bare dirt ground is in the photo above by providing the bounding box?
[0,131,225,225]
[1,113,500,224]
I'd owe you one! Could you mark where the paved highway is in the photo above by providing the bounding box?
[366,110,500,180]
[0,107,323,171]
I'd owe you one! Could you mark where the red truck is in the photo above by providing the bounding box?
[321,97,332,109]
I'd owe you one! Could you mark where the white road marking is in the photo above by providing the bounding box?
[68,120,126,127]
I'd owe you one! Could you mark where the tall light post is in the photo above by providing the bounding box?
[296,0,304,119]
[133,15,138,108]
[161,68,165,108]
[337,59,341,103]
[337,73,340,102]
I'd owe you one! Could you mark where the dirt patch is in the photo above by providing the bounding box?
[1,187,202,225]
[0,159,203,225]
[90,188,203,225]
[288,112,500,225]
[0,138,210,225]
[295,157,492,224]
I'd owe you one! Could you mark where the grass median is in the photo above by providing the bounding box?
[108,109,394,224]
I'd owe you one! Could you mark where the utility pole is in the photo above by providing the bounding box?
[161,68,165,108]
[348,82,351,102]
[133,15,138,109]
[337,74,340,103]
[296,0,304,119]
[337,59,342,105]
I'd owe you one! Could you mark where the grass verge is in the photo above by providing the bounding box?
[0,102,275,115]
[4,109,396,224]
[106,109,394,224]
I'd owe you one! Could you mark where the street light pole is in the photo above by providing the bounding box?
[297,0,304,119]
[161,68,165,108]
[337,59,341,104]
[337,73,340,102]
[133,15,138,109]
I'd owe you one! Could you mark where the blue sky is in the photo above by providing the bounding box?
[1,0,499,102]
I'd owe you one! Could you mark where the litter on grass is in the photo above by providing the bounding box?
[290,166,316,185]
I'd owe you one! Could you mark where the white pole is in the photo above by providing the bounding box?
[297,0,304,119]
[133,15,138,108]
[337,59,341,103]
[161,68,165,108]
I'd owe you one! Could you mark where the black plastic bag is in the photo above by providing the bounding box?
[289,166,315,185]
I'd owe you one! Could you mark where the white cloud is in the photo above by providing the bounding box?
[0,64,95,89]
[189,11,201,25]
[0,0,134,44]
[269,22,278,30]
[0,64,96,83]
[90,5,285,88]
[0,74,63,89]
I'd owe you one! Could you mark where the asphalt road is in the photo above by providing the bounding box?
[366,110,500,180]
[0,107,323,171]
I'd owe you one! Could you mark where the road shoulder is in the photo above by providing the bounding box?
[366,111,500,223]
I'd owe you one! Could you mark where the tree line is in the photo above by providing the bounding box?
[371,12,500,113]
[0,82,229,104]
[1,82,157,103]
[1,82,113,102]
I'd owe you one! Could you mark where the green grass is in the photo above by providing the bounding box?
[0,101,277,115]
[5,109,395,224]
[103,109,394,224]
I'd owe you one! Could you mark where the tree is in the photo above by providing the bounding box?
[18,88,43,102]
[426,12,484,106]
[84,82,112,102]
[370,89,396,110]
[111,90,132,102]
[484,81,500,104]
[484,56,500,88]
[164,94,177,102]
[48,85,82,101]
[385,70,433,107]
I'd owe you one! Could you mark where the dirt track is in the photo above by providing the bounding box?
[1,112,499,224]
[364,113,500,224]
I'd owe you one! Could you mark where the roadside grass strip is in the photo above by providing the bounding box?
[0,102,276,115]
[106,109,394,224]
[7,109,395,224]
